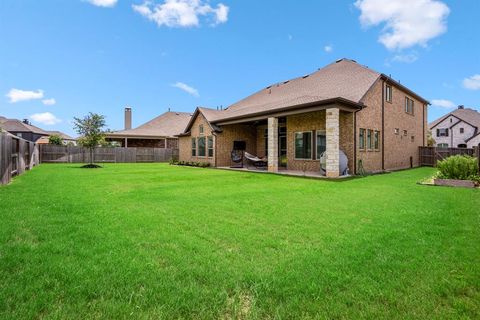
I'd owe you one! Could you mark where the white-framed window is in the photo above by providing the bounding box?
[294,131,313,160]
[359,128,366,150]
[199,124,204,135]
[460,128,464,134]
[191,138,196,156]
[394,128,400,135]
[16,133,23,138]
[367,129,373,150]
[207,136,213,157]
[374,130,380,150]
[198,137,206,157]
[316,130,326,159]
[385,85,392,103]
[405,97,414,114]
[437,143,449,148]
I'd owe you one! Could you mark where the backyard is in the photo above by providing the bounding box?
[0,164,479,319]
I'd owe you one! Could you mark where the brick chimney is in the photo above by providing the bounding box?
[124,107,132,130]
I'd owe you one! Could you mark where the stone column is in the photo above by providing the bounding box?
[267,117,278,172]
[326,108,340,178]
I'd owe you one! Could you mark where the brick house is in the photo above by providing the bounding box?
[429,106,480,148]
[178,59,429,177]
[106,108,192,149]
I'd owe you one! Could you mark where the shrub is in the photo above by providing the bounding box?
[436,155,479,181]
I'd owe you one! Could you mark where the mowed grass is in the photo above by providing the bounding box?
[0,164,479,319]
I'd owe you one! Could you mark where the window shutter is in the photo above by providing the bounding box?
[446,129,449,137]
[436,129,439,137]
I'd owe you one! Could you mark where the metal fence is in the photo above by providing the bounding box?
[0,132,39,185]
[39,144,179,163]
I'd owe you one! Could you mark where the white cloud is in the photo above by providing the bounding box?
[324,45,333,53]
[391,53,418,63]
[6,89,44,103]
[86,0,118,7]
[431,99,456,109]
[132,0,229,28]
[355,0,450,50]
[30,112,62,125]
[42,98,56,106]
[172,82,199,97]
[463,75,480,90]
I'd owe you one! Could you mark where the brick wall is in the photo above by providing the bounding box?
[178,112,216,166]
[215,124,257,167]
[286,109,354,172]
[357,80,427,172]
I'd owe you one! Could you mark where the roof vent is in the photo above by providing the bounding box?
[336,58,344,63]
[302,75,309,79]
[283,81,290,84]
[458,105,464,109]
[175,112,179,115]
[23,119,30,125]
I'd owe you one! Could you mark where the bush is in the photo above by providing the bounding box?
[170,160,210,168]
[436,155,479,181]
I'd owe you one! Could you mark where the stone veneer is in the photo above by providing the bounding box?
[326,108,340,177]
[267,117,278,172]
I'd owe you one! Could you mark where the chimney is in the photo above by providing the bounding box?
[124,107,132,130]
[458,105,464,109]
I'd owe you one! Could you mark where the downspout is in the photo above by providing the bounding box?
[423,104,426,146]
[213,131,218,167]
[381,80,385,171]
[353,107,363,175]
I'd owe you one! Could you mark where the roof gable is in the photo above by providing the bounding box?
[430,108,480,130]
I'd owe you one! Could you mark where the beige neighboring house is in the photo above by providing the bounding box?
[429,106,480,148]
[37,131,77,145]
[177,59,429,177]
[105,108,192,148]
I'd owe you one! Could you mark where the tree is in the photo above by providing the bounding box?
[427,130,436,147]
[48,134,63,145]
[73,113,106,167]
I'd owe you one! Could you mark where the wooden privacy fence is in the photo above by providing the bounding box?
[39,144,179,163]
[0,132,39,185]
[419,146,477,167]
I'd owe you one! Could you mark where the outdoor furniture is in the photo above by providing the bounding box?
[230,150,244,168]
[244,152,267,168]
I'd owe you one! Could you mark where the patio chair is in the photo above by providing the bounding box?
[230,150,244,168]
[244,152,267,168]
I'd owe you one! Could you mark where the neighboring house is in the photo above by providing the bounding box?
[37,131,77,145]
[105,108,192,148]
[429,106,480,148]
[0,117,49,142]
[178,59,429,177]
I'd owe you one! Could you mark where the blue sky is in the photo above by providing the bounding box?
[0,0,479,136]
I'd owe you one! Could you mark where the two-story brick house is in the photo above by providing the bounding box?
[429,106,480,148]
[178,59,429,177]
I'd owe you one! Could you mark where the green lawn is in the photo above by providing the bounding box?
[0,164,479,319]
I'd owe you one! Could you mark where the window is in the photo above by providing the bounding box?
[16,133,23,138]
[436,128,449,137]
[385,85,392,102]
[207,136,213,157]
[374,130,380,150]
[294,131,312,159]
[199,124,204,135]
[367,129,373,150]
[191,138,196,156]
[405,97,414,114]
[316,131,326,159]
[403,130,408,136]
[394,128,400,135]
[458,144,467,148]
[438,143,449,148]
[460,128,464,134]
[359,128,366,150]
[411,136,415,142]
[198,137,206,157]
